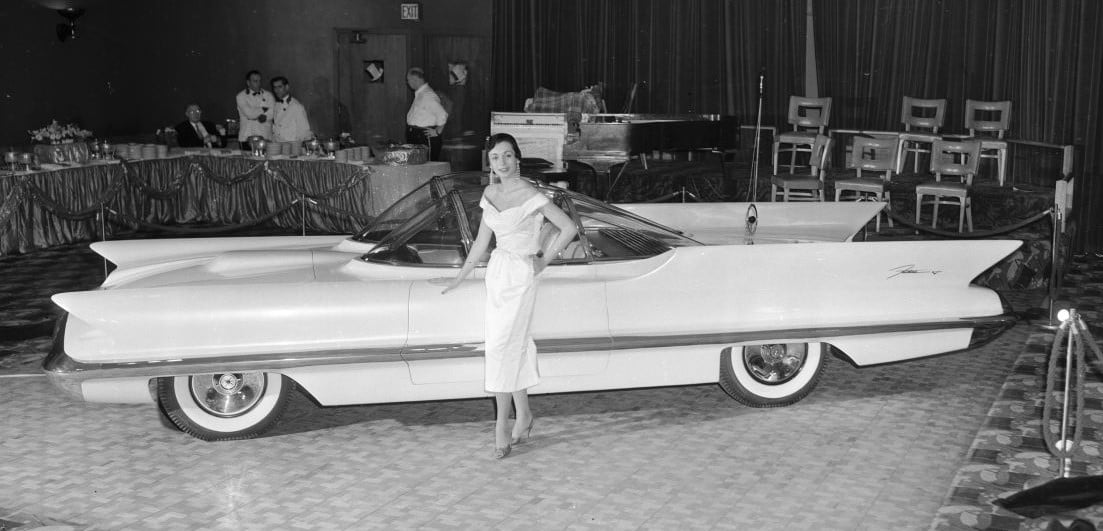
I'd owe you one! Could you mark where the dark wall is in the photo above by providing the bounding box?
[1,1,129,149]
[1,0,491,148]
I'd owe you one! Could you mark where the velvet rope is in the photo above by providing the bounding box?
[264,161,374,200]
[187,159,268,186]
[119,158,374,202]
[119,159,187,201]
[1041,315,1089,462]
[882,205,1055,239]
[1075,316,1103,372]
[20,174,128,221]
[109,202,299,234]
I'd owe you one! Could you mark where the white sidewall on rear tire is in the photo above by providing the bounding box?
[730,343,822,400]
[171,374,284,433]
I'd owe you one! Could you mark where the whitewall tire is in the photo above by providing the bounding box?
[718,342,825,407]
[157,372,294,441]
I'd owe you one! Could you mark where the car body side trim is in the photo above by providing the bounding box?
[44,313,1014,384]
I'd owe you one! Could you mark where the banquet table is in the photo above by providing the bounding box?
[0,154,451,255]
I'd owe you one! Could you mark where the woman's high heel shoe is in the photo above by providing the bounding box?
[511,418,535,446]
[494,445,512,459]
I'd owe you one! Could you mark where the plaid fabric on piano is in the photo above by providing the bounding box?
[528,86,604,114]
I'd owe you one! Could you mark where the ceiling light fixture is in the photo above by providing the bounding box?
[56,7,84,42]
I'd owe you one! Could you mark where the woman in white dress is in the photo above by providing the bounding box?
[438,134,577,458]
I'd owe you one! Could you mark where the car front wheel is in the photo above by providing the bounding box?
[718,342,824,407]
[157,372,294,441]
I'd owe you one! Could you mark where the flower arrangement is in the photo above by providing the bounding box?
[28,120,93,144]
[339,131,356,148]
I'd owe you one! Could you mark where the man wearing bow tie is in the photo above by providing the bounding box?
[236,70,273,149]
[270,76,313,143]
[174,104,223,148]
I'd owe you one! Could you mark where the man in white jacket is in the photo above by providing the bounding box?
[270,76,313,143]
[236,70,273,149]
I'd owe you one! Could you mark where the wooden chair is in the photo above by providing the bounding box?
[771,134,831,202]
[898,97,946,174]
[963,99,1012,186]
[776,96,832,173]
[834,135,901,231]
[915,139,981,232]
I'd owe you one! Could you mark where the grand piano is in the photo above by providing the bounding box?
[491,112,738,198]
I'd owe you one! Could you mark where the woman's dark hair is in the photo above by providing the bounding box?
[485,133,522,158]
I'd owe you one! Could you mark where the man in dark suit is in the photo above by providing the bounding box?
[175,103,223,148]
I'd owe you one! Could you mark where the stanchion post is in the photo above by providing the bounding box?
[1048,187,1063,325]
[1058,309,1077,478]
[99,204,108,278]
[300,193,306,237]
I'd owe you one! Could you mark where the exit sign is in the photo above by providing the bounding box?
[401,3,420,20]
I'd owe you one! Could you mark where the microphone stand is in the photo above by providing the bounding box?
[749,74,765,202]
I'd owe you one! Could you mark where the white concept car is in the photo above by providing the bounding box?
[45,172,1020,441]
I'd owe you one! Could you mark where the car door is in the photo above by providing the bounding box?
[405,264,609,385]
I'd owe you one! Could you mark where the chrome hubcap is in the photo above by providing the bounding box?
[743,344,807,384]
[190,373,266,417]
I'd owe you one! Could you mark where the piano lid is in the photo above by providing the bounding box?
[582,113,723,124]
[578,114,735,154]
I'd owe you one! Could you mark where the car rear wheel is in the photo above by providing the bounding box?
[157,372,294,441]
[718,342,824,407]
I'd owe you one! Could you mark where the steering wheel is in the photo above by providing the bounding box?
[385,244,422,264]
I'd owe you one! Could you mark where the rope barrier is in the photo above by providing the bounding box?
[266,163,374,200]
[108,202,299,235]
[1075,315,1103,369]
[1042,315,1088,466]
[119,159,186,200]
[188,159,268,186]
[882,204,1054,239]
[21,176,127,221]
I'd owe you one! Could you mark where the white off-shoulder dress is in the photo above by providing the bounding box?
[479,192,548,393]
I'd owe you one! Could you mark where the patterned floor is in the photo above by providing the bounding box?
[931,256,1103,531]
[1,232,1100,529]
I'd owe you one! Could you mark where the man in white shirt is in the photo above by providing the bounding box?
[235,70,273,149]
[405,67,448,161]
[270,76,313,143]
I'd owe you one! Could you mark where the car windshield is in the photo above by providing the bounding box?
[359,172,699,266]
[353,172,487,243]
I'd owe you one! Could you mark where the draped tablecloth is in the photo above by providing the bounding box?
[0,156,451,255]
